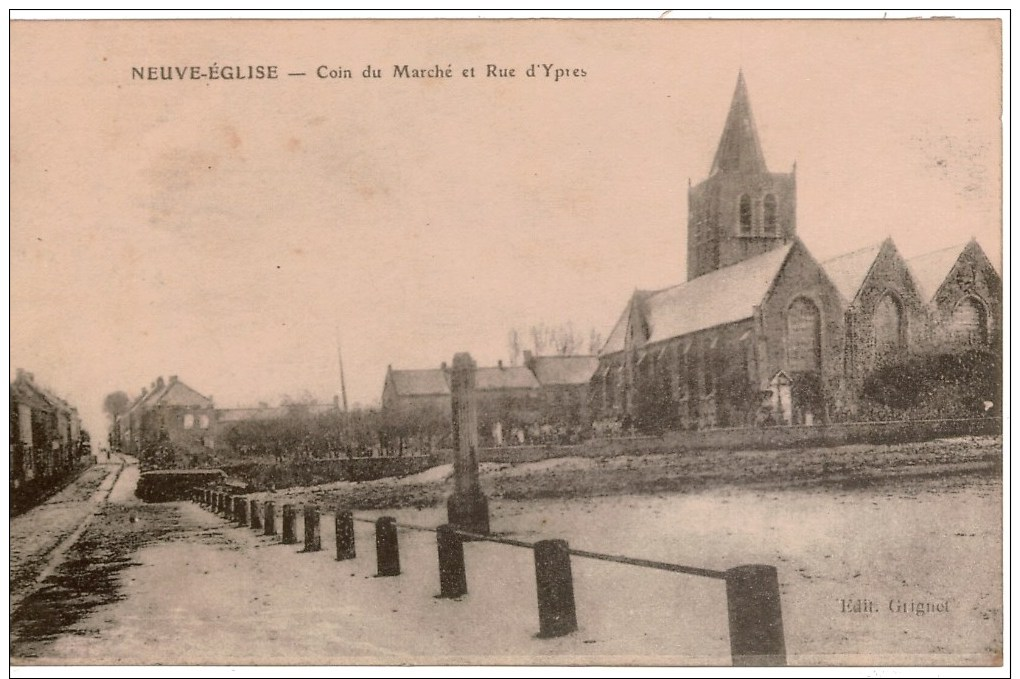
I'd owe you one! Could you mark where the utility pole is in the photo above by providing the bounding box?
[336,328,349,413]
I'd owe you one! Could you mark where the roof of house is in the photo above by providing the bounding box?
[148,379,213,408]
[10,380,52,411]
[388,369,451,397]
[475,366,541,391]
[821,240,886,304]
[528,355,600,386]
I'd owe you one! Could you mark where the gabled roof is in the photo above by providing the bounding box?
[389,369,450,397]
[10,380,51,411]
[600,244,796,355]
[476,366,541,391]
[148,379,213,408]
[907,242,968,303]
[641,243,794,346]
[710,71,768,176]
[528,355,600,386]
[822,241,885,305]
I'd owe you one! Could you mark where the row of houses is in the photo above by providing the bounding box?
[10,369,91,492]
[382,351,599,445]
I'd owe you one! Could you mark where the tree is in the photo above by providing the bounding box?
[103,391,130,421]
[509,322,602,360]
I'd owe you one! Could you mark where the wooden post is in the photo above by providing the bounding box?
[263,501,276,536]
[534,539,577,638]
[335,510,356,561]
[436,524,467,598]
[249,499,262,530]
[303,505,321,552]
[375,516,400,576]
[282,504,298,544]
[446,353,490,534]
[725,565,786,666]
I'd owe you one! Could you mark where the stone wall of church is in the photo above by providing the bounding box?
[928,245,1001,354]
[757,244,844,422]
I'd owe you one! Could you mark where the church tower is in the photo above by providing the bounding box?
[686,72,796,280]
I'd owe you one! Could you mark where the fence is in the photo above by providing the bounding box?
[190,487,786,666]
[459,416,1002,465]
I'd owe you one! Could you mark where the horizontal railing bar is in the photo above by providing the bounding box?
[453,529,537,549]
[566,548,726,580]
[346,512,726,579]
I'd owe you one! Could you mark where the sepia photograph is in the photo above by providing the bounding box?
[8,13,1005,671]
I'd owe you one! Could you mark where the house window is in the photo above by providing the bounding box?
[199,414,210,429]
[787,298,822,373]
[763,194,778,235]
[739,194,752,235]
[874,293,906,358]
[950,296,987,346]
[183,413,195,429]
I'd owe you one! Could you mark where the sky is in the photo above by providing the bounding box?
[10,18,1003,441]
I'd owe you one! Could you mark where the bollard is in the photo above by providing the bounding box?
[534,539,578,638]
[236,497,248,526]
[375,516,400,577]
[282,504,298,544]
[335,510,356,561]
[436,524,467,599]
[725,565,786,666]
[263,501,277,536]
[249,499,262,530]
[303,505,321,552]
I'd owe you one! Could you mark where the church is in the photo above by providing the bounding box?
[589,73,1001,429]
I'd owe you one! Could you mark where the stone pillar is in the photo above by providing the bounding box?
[446,353,490,534]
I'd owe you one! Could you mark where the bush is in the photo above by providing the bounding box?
[861,350,1001,417]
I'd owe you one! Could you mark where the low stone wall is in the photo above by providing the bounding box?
[465,417,1002,464]
[222,455,440,491]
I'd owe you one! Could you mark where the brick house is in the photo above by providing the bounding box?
[524,352,600,426]
[119,376,217,463]
[382,357,594,443]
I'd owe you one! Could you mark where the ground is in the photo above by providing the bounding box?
[9,436,1002,666]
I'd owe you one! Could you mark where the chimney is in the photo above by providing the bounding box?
[523,350,533,367]
[441,362,448,371]
[498,360,504,369]
[155,376,165,390]
[169,375,178,383]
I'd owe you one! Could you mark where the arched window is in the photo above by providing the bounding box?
[874,294,905,357]
[763,194,778,235]
[787,298,821,373]
[739,194,752,235]
[950,296,988,346]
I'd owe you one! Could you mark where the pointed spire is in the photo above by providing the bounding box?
[710,71,768,175]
